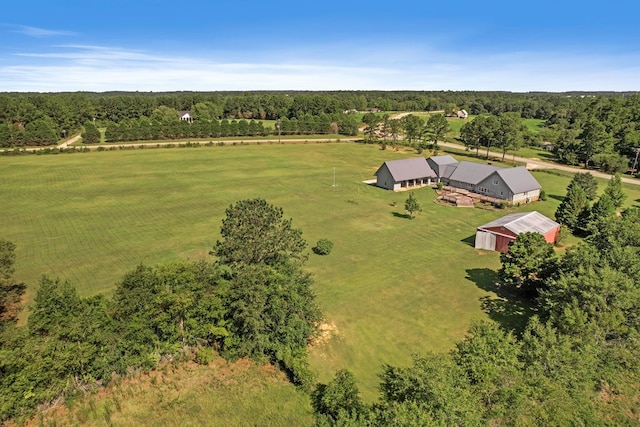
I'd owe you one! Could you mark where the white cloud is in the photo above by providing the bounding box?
[10,25,77,38]
[1,44,639,92]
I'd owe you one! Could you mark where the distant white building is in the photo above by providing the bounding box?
[179,111,193,123]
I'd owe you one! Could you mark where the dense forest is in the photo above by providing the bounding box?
[2,91,640,175]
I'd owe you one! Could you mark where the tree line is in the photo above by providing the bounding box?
[99,114,359,143]
[0,199,320,423]
[3,91,639,147]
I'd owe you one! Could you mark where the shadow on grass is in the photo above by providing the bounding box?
[548,194,565,202]
[465,268,535,336]
[460,234,476,247]
[392,211,412,219]
[533,151,556,161]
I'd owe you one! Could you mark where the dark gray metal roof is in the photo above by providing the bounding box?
[375,157,436,181]
[441,163,458,178]
[478,211,559,235]
[495,167,541,194]
[449,161,500,184]
[428,155,458,166]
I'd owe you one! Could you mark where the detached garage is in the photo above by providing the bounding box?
[475,211,560,253]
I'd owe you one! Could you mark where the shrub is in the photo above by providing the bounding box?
[313,239,334,255]
[437,181,444,190]
[195,347,214,365]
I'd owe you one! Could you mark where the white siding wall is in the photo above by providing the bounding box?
[475,230,496,251]
[376,166,396,191]
[512,189,540,204]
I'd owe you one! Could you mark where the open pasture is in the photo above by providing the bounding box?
[4,143,637,399]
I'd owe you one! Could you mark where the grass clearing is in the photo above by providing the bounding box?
[30,358,313,426]
[522,118,546,133]
[4,143,640,404]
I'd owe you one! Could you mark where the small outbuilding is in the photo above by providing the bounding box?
[179,111,193,123]
[475,211,560,253]
[374,157,436,191]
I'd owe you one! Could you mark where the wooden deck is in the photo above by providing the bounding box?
[440,186,505,207]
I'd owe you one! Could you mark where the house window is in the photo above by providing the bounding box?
[492,179,499,185]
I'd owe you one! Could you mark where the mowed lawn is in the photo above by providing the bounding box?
[3,143,638,401]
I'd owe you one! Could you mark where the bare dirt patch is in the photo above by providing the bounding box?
[311,321,340,346]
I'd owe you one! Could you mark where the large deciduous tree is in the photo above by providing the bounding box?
[579,119,613,169]
[362,112,380,144]
[496,112,524,161]
[499,232,556,294]
[400,114,424,146]
[425,113,449,153]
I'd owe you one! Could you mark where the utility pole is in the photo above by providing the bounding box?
[332,167,337,187]
[277,118,281,143]
[632,148,640,174]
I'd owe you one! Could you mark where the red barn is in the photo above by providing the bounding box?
[474,211,560,253]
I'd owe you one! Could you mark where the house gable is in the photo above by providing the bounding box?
[374,157,436,191]
[427,155,458,179]
[495,167,541,194]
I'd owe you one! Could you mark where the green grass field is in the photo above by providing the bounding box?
[3,143,640,405]
[522,118,546,133]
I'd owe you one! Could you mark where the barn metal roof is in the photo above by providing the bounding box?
[375,157,436,181]
[478,211,559,235]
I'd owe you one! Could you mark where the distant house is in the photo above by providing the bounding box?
[179,111,193,123]
[457,110,469,119]
[475,211,560,252]
[374,157,437,191]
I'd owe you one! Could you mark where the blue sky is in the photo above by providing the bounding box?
[1,0,639,92]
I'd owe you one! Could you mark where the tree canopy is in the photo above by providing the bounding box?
[212,198,307,268]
